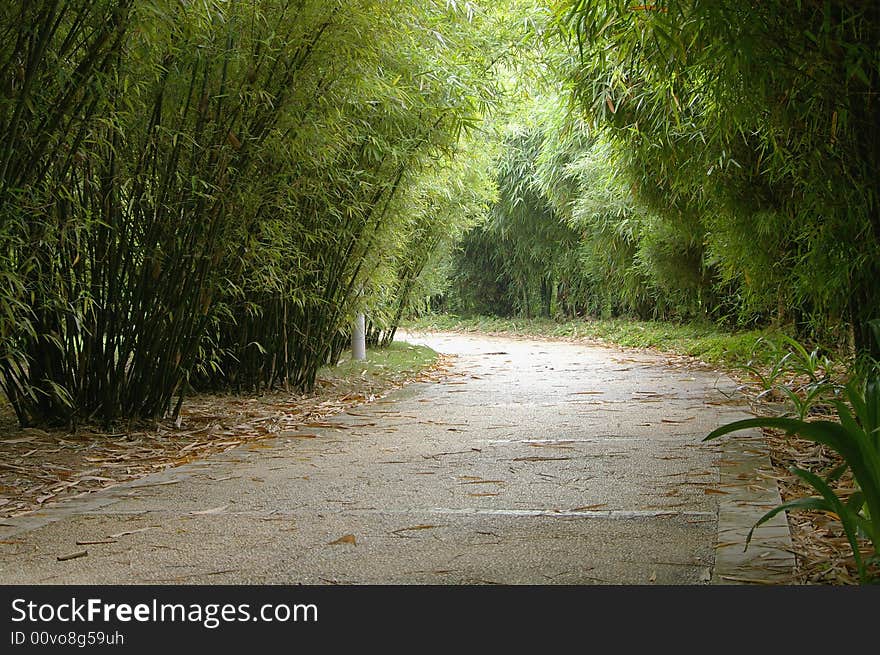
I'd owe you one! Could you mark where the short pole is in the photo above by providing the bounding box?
[352,312,366,361]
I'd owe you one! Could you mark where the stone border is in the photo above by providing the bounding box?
[712,429,796,584]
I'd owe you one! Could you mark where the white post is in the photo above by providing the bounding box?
[352,312,366,361]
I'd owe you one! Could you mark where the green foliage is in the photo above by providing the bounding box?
[3,0,359,423]
[445,120,578,318]
[739,335,839,419]
[330,341,438,386]
[0,0,513,426]
[405,314,777,369]
[705,376,880,583]
[558,0,880,354]
[446,95,723,323]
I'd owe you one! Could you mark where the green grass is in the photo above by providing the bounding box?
[403,314,785,370]
[322,341,439,389]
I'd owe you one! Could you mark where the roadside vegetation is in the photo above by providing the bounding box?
[406,314,781,369]
[0,341,441,519]
[0,0,503,428]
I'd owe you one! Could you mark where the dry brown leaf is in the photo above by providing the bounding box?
[189,505,229,515]
[719,575,780,585]
[512,456,571,462]
[391,525,439,534]
[329,534,356,546]
[108,527,153,539]
[57,550,88,562]
[178,442,209,453]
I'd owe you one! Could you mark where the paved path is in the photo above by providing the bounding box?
[0,332,794,584]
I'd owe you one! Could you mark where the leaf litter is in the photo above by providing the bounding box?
[764,430,873,584]
[719,361,874,584]
[0,354,454,520]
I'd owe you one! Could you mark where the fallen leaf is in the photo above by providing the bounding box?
[190,505,229,515]
[329,534,356,546]
[391,525,439,534]
[20,428,50,438]
[719,575,780,585]
[107,527,153,539]
[130,479,180,488]
[512,456,572,462]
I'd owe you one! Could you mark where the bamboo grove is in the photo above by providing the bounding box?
[552,0,880,353]
[0,0,503,427]
[444,1,880,362]
[5,0,879,427]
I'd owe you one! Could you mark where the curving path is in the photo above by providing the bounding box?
[0,332,794,584]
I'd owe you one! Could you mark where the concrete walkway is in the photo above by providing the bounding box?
[0,332,794,584]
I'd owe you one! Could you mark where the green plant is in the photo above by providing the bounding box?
[776,383,836,421]
[705,378,880,583]
[739,335,839,419]
[740,337,793,393]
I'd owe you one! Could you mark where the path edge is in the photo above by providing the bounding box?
[712,428,797,584]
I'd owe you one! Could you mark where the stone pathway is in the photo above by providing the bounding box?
[0,332,794,584]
